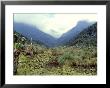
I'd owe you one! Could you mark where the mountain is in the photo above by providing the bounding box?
[67,22,97,47]
[57,21,94,46]
[14,22,57,47]
[14,21,96,47]
[14,31,46,46]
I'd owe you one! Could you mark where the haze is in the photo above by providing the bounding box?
[14,14,96,38]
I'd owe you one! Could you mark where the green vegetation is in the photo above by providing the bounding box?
[14,23,97,75]
[14,45,97,75]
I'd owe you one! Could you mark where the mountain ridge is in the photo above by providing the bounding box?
[56,21,94,46]
[14,21,96,47]
[14,22,57,47]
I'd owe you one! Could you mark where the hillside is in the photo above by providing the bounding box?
[14,22,57,47]
[66,22,97,47]
[56,21,94,46]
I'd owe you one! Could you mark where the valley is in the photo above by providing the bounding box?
[13,22,97,75]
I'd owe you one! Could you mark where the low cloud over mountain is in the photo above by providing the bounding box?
[14,20,96,47]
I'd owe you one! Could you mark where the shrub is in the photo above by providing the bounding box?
[57,52,74,64]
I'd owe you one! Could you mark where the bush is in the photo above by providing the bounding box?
[57,52,74,64]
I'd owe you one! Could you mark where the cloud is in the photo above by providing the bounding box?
[14,14,97,38]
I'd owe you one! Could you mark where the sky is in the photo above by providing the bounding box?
[14,14,97,38]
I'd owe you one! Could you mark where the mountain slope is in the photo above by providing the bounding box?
[14,22,57,47]
[68,22,97,47]
[57,21,94,46]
